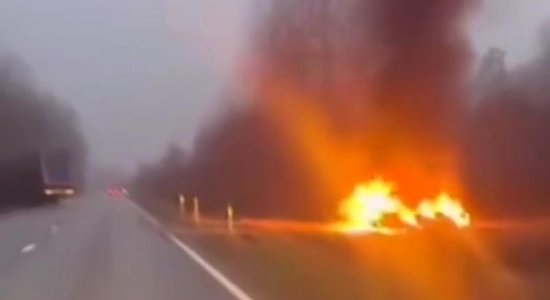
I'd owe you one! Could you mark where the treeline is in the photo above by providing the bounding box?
[0,57,87,208]
[131,109,327,219]
[463,44,550,218]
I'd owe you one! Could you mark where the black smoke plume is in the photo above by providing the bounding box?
[133,0,481,220]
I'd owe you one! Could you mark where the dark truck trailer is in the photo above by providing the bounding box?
[41,150,76,198]
[0,151,75,209]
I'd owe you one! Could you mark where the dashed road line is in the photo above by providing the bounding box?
[21,243,37,254]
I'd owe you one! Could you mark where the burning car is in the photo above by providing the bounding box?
[333,178,470,235]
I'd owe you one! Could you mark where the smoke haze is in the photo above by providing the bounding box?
[0,0,254,172]
[5,0,546,219]
[133,0,483,220]
[465,25,550,217]
[0,57,87,188]
[2,0,549,174]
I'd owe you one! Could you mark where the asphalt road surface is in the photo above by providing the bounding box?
[0,194,249,300]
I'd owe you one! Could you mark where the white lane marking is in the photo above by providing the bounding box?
[127,200,254,300]
[166,234,254,300]
[21,243,37,254]
[132,203,161,229]
[50,225,59,235]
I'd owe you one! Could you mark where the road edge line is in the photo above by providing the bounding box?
[127,199,255,300]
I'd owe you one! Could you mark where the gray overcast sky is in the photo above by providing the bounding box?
[0,0,549,171]
[473,0,550,66]
[0,0,253,172]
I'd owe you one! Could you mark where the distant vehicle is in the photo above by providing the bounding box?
[107,187,127,198]
[0,150,76,208]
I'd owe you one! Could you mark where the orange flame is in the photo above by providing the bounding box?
[417,193,470,228]
[334,178,470,235]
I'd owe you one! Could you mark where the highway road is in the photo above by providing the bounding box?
[1,194,549,300]
[0,194,251,300]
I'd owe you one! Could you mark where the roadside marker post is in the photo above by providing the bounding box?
[193,197,200,224]
[227,204,234,234]
[178,194,186,215]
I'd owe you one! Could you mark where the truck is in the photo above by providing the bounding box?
[41,150,76,198]
[0,150,76,209]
